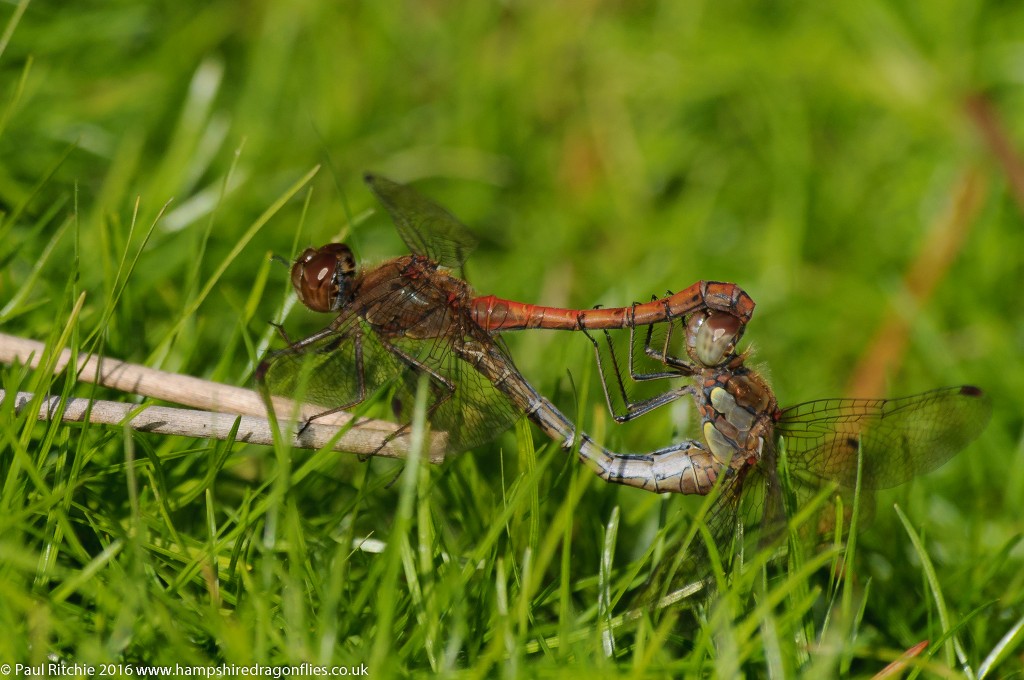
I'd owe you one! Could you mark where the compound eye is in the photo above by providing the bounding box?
[291,243,356,313]
[689,311,742,367]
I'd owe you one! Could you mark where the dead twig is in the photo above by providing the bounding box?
[0,332,447,462]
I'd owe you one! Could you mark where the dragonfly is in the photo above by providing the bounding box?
[259,174,991,601]
[257,173,754,494]
[591,307,992,603]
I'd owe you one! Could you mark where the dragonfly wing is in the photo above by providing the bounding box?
[388,330,524,454]
[776,385,992,490]
[636,459,767,608]
[636,382,992,608]
[260,317,410,417]
[364,173,479,269]
[263,321,519,453]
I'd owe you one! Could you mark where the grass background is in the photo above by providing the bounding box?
[1,0,1022,676]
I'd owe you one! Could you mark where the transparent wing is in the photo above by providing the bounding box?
[260,318,523,455]
[637,386,991,611]
[776,385,992,490]
[260,316,410,418]
[636,458,769,608]
[364,173,478,269]
[387,331,524,453]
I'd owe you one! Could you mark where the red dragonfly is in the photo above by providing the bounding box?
[594,307,991,603]
[258,173,744,493]
[259,175,991,591]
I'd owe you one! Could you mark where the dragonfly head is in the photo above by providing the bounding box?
[291,243,358,313]
[686,310,746,368]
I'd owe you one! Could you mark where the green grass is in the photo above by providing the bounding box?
[2,0,1023,676]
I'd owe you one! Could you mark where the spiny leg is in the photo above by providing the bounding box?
[370,337,459,455]
[581,324,695,423]
[639,295,698,371]
[295,327,369,434]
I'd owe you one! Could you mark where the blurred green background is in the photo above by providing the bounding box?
[1,0,1021,675]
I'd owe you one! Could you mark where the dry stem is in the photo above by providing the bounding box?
[0,332,447,462]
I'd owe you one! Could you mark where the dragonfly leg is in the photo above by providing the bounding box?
[581,322,695,423]
[256,317,367,408]
[640,313,699,372]
[255,322,377,442]
[368,337,460,454]
[636,317,699,374]
[257,325,331,383]
[255,309,360,379]
[621,301,698,377]
[599,296,698,371]
[269,321,294,344]
[294,328,370,434]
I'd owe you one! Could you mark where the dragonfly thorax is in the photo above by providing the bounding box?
[698,370,776,468]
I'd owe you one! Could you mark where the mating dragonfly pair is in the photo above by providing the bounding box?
[257,174,991,595]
